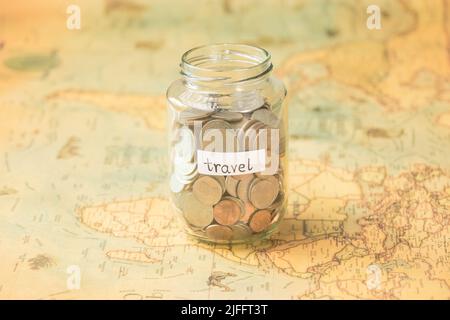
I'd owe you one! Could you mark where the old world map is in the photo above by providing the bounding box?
[0,0,449,299]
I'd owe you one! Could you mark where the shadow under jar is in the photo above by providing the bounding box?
[167,44,287,244]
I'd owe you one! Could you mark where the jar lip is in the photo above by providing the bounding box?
[180,43,272,84]
[181,43,271,72]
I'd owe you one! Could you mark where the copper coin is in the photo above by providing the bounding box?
[193,176,224,205]
[249,209,272,233]
[213,197,243,226]
[205,224,233,241]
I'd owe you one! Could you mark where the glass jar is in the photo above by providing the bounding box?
[166,44,287,244]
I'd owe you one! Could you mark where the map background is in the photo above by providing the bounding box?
[0,0,449,299]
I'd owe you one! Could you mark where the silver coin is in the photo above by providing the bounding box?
[230,91,265,113]
[201,119,233,151]
[251,108,280,128]
[181,192,214,228]
[170,174,185,193]
[174,161,197,176]
[178,108,212,123]
[211,111,244,122]
[225,176,239,197]
[174,170,198,185]
[174,127,196,162]
[202,119,233,132]
[214,175,226,192]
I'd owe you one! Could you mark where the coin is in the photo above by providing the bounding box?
[181,192,214,228]
[236,174,254,202]
[237,119,259,151]
[214,175,226,192]
[248,177,279,209]
[174,161,197,176]
[225,176,239,197]
[234,173,254,181]
[270,208,282,224]
[231,223,252,240]
[251,108,280,128]
[178,108,212,124]
[169,95,287,242]
[248,209,272,233]
[230,91,265,113]
[174,127,196,162]
[243,121,266,151]
[240,201,256,223]
[205,224,233,241]
[256,126,277,151]
[211,110,243,122]
[175,170,198,185]
[192,176,224,205]
[213,197,244,226]
[202,119,232,132]
[267,190,285,211]
[201,119,233,151]
[170,174,185,193]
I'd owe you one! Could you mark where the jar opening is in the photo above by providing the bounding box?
[181,44,272,85]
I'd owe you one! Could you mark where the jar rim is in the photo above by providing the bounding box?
[180,43,272,84]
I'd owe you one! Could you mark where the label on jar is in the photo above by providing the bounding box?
[197,149,266,176]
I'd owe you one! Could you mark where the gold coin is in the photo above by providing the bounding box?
[192,176,224,205]
[225,176,239,197]
[213,197,243,226]
[249,177,279,209]
[236,174,254,202]
[205,224,233,241]
[181,192,214,228]
[248,209,272,233]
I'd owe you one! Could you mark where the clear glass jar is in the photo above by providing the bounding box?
[167,44,287,244]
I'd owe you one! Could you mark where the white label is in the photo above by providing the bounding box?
[197,149,266,176]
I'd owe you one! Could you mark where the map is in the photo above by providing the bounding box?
[0,0,449,299]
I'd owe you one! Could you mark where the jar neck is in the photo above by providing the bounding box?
[180,44,273,92]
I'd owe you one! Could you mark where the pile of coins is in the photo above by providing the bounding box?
[169,102,286,243]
